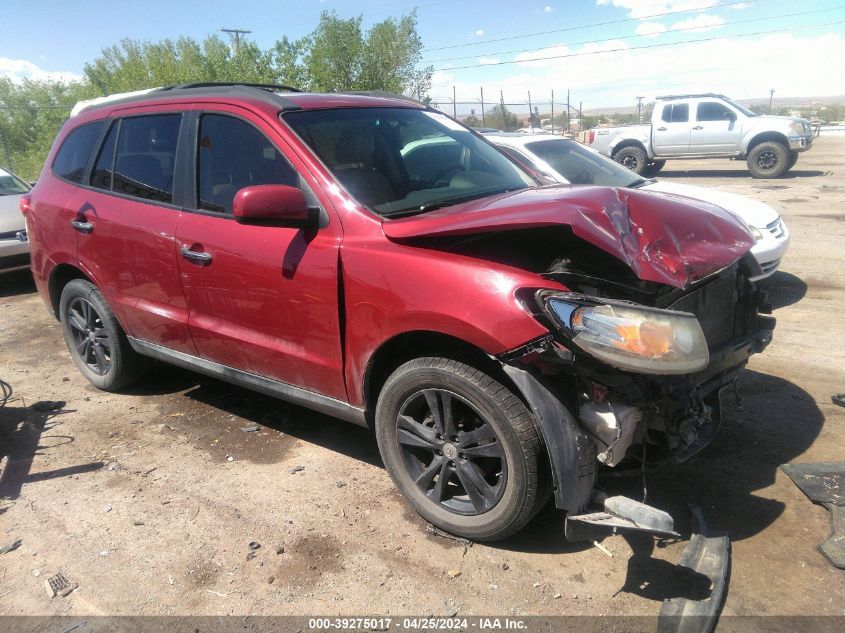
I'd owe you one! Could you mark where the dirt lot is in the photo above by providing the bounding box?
[1,136,844,620]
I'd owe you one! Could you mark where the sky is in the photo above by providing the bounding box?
[2,0,844,113]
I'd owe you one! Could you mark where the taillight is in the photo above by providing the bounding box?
[19,194,31,216]
[588,130,595,145]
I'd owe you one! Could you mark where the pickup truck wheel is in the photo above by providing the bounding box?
[375,357,545,541]
[747,141,789,178]
[613,146,648,175]
[786,151,799,171]
[59,279,148,391]
[643,160,666,176]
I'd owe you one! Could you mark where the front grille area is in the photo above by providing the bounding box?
[668,268,757,349]
[767,218,785,239]
[761,258,781,274]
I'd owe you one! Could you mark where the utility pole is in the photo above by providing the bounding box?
[453,85,457,119]
[551,89,555,134]
[500,90,507,132]
[220,28,252,54]
[527,90,533,129]
[480,86,486,127]
[636,96,644,123]
[566,89,570,134]
[769,88,775,114]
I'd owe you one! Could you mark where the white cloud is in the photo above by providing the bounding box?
[544,5,554,12]
[672,13,725,31]
[475,29,485,36]
[636,21,668,36]
[595,0,717,19]
[729,2,751,8]
[430,32,845,110]
[0,58,82,83]
[479,56,501,65]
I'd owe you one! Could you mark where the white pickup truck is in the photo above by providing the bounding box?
[587,94,814,178]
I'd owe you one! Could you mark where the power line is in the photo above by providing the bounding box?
[422,5,841,64]
[432,19,845,71]
[220,28,252,53]
[422,0,763,52]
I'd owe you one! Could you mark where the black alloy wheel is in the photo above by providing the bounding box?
[66,296,112,375]
[396,388,507,515]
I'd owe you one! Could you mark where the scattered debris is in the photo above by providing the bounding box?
[132,521,145,527]
[239,424,260,433]
[32,400,65,412]
[276,545,285,555]
[268,576,275,584]
[554,593,562,599]
[0,539,21,555]
[833,394,845,408]
[44,572,77,598]
[501,562,509,570]
[592,540,613,558]
[106,462,120,471]
[425,524,472,546]
[99,550,109,557]
[532,582,541,588]
[446,569,462,578]
[246,551,257,561]
[336,480,347,488]
[226,456,234,462]
[249,542,261,551]
[289,465,305,474]
[781,461,845,568]
[102,504,112,513]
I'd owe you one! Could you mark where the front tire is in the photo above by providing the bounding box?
[747,141,790,178]
[375,357,545,541]
[59,279,148,391]
[613,146,648,175]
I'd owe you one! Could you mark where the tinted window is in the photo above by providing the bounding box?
[113,115,181,204]
[91,121,119,191]
[52,121,104,184]
[197,114,299,213]
[697,102,735,122]
[0,169,30,195]
[670,104,689,123]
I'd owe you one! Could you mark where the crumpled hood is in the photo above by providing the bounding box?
[643,180,780,228]
[382,186,754,289]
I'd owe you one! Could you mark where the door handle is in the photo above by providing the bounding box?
[656,127,667,131]
[70,219,93,234]
[692,125,704,130]
[180,244,212,265]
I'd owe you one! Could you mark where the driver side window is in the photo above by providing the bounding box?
[197,114,299,214]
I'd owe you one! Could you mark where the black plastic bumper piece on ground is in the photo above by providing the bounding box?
[565,493,681,541]
[781,461,845,569]
[658,506,730,633]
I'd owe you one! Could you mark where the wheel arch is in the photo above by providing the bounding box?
[363,330,514,424]
[48,264,92,320]
[745,131,789,154]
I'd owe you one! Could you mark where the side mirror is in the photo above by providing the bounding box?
[723,112,736,121]
[232,185,319,228]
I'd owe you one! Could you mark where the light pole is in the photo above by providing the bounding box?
[769,89,775,114]
[636,96,644,123]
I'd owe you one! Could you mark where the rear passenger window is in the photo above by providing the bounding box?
[91,121,119,191]
[52,121,104,184]
[113,115,181,204]
[197,114,299,213]
[697,102,734,122]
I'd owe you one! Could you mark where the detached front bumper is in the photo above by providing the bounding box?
[788,134,813,152]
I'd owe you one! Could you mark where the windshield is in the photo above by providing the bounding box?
[723,97,758,117]
[0,169,30,195]
[523,139,644,187]
[283,107,533,216]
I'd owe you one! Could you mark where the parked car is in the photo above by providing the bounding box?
[486,133,789,278]
[587,93,814,178]
[24,84,773,543]
[0,166,31,273]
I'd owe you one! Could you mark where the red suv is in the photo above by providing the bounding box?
[23,83,773,542]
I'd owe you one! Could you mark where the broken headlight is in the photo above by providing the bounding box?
[542,294,709,374]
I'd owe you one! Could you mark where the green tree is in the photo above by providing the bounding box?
[462,114,481,127]
[484,104,518,131]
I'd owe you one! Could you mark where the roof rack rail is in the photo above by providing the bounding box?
[343,90,428,108]
[160,82,302,93]
[655,93,730,101]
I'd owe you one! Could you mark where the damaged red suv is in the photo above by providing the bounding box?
[24,84,773,541]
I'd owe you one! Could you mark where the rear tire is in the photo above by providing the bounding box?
[613,146,648,175]
[642,159,666,177]
[375,357,546,541]
[747,141,789,178]
[59,279,148,391]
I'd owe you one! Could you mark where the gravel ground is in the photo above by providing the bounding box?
[1,136,843,619]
